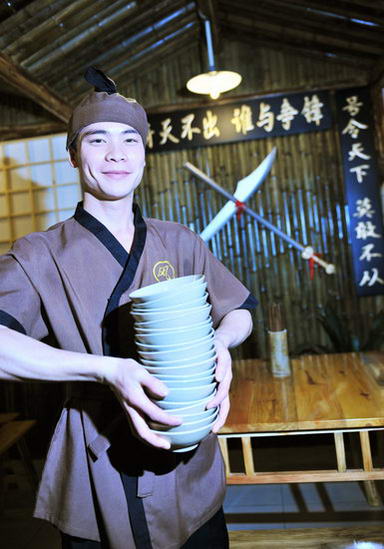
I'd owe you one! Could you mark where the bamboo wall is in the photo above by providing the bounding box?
[126,42,383,358]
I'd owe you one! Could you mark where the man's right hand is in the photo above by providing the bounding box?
[102,358,182,450]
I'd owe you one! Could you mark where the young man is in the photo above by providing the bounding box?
[0,68,256,548]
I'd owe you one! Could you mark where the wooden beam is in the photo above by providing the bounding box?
[0,52,72,122]
[0,122,66,142]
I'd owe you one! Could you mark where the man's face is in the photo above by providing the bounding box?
[70,121,146,201]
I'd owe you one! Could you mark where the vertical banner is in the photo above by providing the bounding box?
[336,86,384,296]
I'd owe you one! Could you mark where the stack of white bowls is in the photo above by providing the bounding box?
[129,274,218,452]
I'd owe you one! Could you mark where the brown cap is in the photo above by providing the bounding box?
[66,67,148,149]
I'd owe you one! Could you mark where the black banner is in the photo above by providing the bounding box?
[147,90,332,152]
[335,87,384,296]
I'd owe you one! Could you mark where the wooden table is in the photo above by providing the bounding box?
[0,412,19,424]
[0,412,38,499]
[219,352,384,504]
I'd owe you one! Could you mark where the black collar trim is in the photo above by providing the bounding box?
[74,202,143,267]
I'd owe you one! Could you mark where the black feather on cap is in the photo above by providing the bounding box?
[84,66,117,95]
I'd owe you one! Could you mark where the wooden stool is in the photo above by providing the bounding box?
[0,419,38,511]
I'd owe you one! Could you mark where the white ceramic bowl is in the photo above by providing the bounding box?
[129,275,205,302]
[166,382,216,402]
[153,392,216,412]
[159,373,215,388]
[151,421,215,451]
[134,305,212,330]
[143,356,217,376]
[155,383,216,406]
[153,365,216,381]
[135,318,211,334]
[140,348,216,368]
[135,321,213,346]
[135,329,214,350]
[134,282,207,310]
[131,294,209,318]
[149,408,218,432]
[180,407,218,421]
[137,333,215,361]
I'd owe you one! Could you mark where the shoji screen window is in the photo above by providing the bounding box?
[0,134,81,254]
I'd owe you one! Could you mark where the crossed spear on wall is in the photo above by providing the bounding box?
[184,148,336,276]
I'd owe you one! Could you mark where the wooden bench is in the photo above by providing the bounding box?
[228,525,384,548]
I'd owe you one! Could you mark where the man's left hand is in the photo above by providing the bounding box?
[206,335,232,433]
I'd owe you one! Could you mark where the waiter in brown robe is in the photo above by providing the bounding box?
[0,68,256,548]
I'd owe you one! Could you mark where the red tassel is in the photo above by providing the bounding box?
[308,253,322,280]
[235,200,246,221]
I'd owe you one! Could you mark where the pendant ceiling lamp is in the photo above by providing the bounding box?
[187,16,242,100]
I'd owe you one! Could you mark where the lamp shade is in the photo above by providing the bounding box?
[186,70,242,100]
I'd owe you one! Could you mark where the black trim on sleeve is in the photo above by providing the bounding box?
[0,310,26,335]
[236,293,258,310]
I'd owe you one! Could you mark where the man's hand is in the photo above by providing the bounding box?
[206,335,233,433]
[104,358,181,450]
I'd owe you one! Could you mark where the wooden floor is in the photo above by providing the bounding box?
[229,526,384,548]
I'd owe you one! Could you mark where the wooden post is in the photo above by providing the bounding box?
[359,431,382,507]
[241,436,255,476]
[219,437,231,475]
[334,432,347,473]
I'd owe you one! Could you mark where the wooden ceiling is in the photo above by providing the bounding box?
[0,0,383,124]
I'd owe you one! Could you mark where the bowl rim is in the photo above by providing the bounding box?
[134,304,211,324]
[149,409,218,430]
[153,366,216,379]
[167,381,216,393]
[135,320,213,338]
[135,329,214,350]
[151,420,216,436]
[143,356,217,372]
[158,375,214,386]
[129,275,205,301]
[131,295,209,315]
[155,389,216,407]
[140,348,216,366]
[153,398,215,411]
[180,406,218,418]
[135,281,208,308]
[135,319,213,336]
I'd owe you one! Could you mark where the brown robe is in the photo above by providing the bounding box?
[0,202,256,548]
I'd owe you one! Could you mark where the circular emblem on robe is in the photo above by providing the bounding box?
[153,260,176,282]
